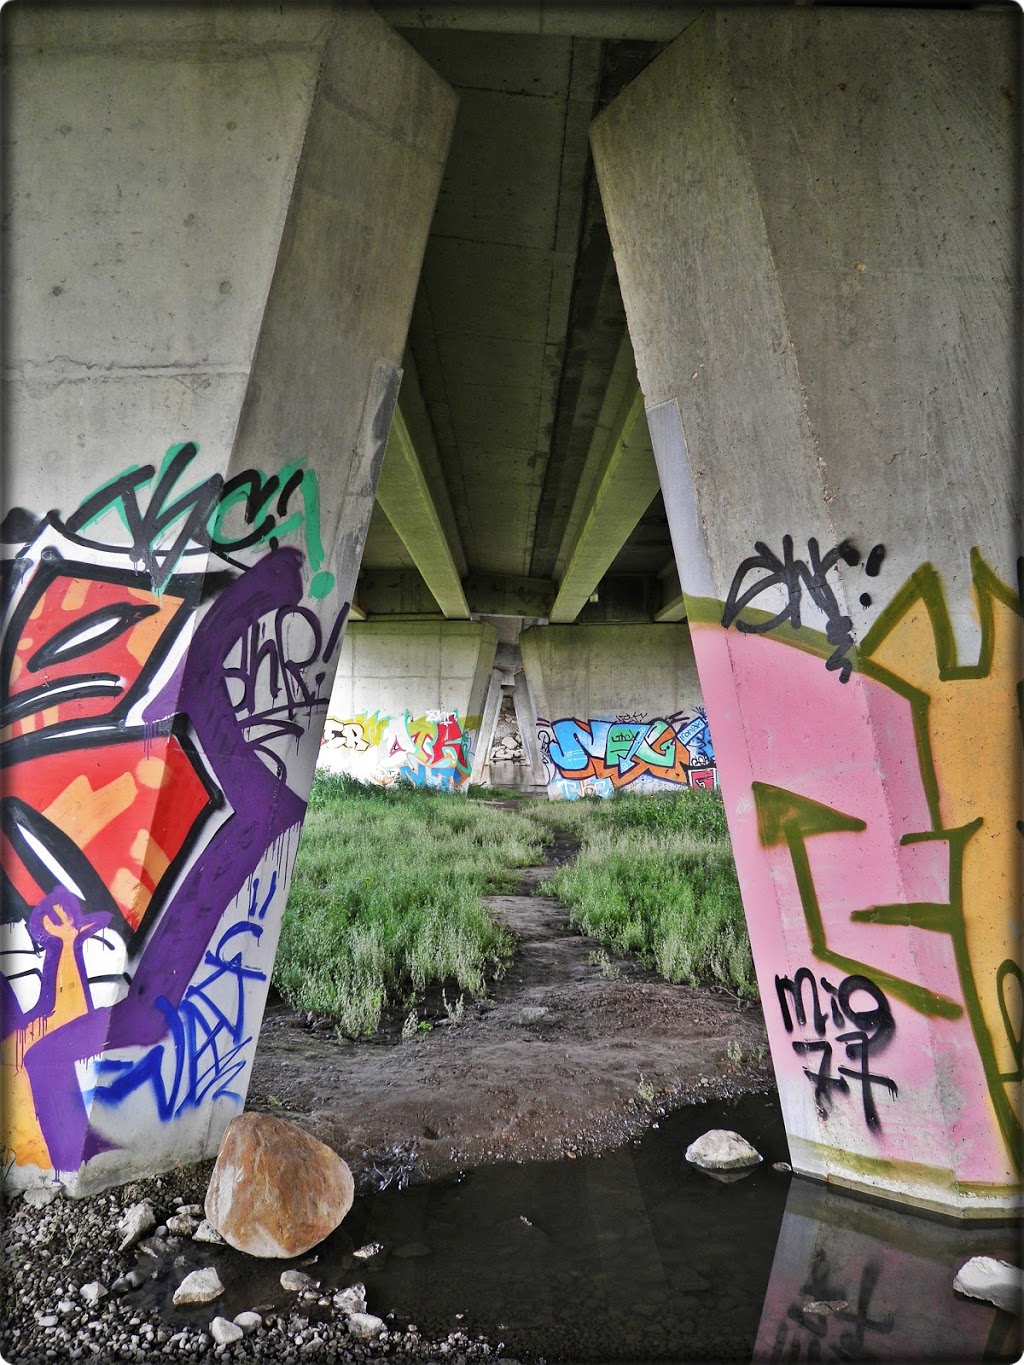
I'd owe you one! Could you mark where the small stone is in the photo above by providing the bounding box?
[117,1201,157,1252]
[179,1203,203,1216]
[954,1257,1023,1314]
[281,1269,315,1292]
[172,1268,224,1306]
[205,1113,354,1259]
[351,1243,384,1263]
[772,1161,793,1173]
[348,1312,386,1341]
[233,1312,263,1336]
[192,1219,225,1244]
[802,1299,849,1316]
[57,1300,75,1315]
[23,1186,61,1208]
[333,1285,366,1314]
[518,1007,549,1025]
[79,1283,107,1307]
[166,1212,199,1237]
[684,1129,762,1171]
[36,1315,59,1328]
[124,1269,148,1290]
[210,1317,244,1346]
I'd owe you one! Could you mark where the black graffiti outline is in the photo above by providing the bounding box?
[776,970,898,1129]
[62,443,316,593]
[224,602,348,781]
[722,536,886,683]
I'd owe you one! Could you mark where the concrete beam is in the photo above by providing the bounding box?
[548,343,661,622]
[464,572,554,617]
[654,561,686,623]
[375,403,470,618]
[376,2,700,41]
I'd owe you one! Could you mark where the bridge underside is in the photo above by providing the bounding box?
[2,1,1019,1222]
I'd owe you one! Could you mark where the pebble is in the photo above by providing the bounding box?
[116,1200,156,1251]
[3,1163,520,1365]
[79,1282,107,1307]
[348,1312,386,1340]
[172,1266,224,1306]
[280,1269,315,1292]
[193,1217,226,1244]
[210,1315,245,1345]
[333,1284,367,1314]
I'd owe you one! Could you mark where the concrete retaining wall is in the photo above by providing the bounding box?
[319,620,497,790]
[521,623,714,799]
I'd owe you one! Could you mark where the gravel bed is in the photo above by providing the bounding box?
[1,1165,526,1365]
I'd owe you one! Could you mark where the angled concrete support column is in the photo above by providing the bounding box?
[593,8,1020,1215]
[2,5,454,1193]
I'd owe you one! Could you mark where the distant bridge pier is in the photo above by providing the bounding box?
[593,7,1021,1217]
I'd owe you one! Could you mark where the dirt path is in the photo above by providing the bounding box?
[247,855,773,1184]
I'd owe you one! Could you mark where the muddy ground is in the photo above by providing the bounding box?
[247,843,774,1184]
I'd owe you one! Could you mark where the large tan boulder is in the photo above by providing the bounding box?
[205,1113,354,1258]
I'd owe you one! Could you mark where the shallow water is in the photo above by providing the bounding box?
[135,1091,1021,1363]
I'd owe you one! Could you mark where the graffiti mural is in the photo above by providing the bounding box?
[320,708,477,791]
[1,442,345,1183]
[688,542,1023,1206]
[537,708,716,799]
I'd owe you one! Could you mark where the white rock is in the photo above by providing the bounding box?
[233,1311,263,1335]
[166,1212,199,1237]
[117,1201,157,1252]
[23,1186,61,1208]
[347,1312,386,1341]
[57,1300,75,1315]
[172,1267,224,1306]
[281,1269,315,1292]
[210,1317,244,1346]
[80,1283,107,1307]
[352,1243,384,1263]
[685,1129,762,1171]
[193,1219,226,1244]
[36,1315,58,1328]
[333,1284,367,1314]
[953,1257,1023,1314]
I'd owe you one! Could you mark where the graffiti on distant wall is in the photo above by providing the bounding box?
[321,708,476,791]
[537,708,716,799]
[1,442,344,1176]
[690,540,1023,1190]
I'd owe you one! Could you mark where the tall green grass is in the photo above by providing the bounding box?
[546,789,756,999]
[274,774,544,1034]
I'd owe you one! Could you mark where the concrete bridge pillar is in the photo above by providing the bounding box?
[592,8,1021,1216]
[1,6,454,1192]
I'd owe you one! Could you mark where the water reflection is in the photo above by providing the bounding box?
[129,1091,1021,1363]
[754,1178,1021,1363]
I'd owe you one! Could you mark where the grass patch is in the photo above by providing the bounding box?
[545,789,756,1000]
[277,778,755,1037]
[274,774,544,1034]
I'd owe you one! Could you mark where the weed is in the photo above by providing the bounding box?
[586,947,622,981]
[275,774,543,1034]
[636,1073,656,1105]
[443,988,466,1025]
